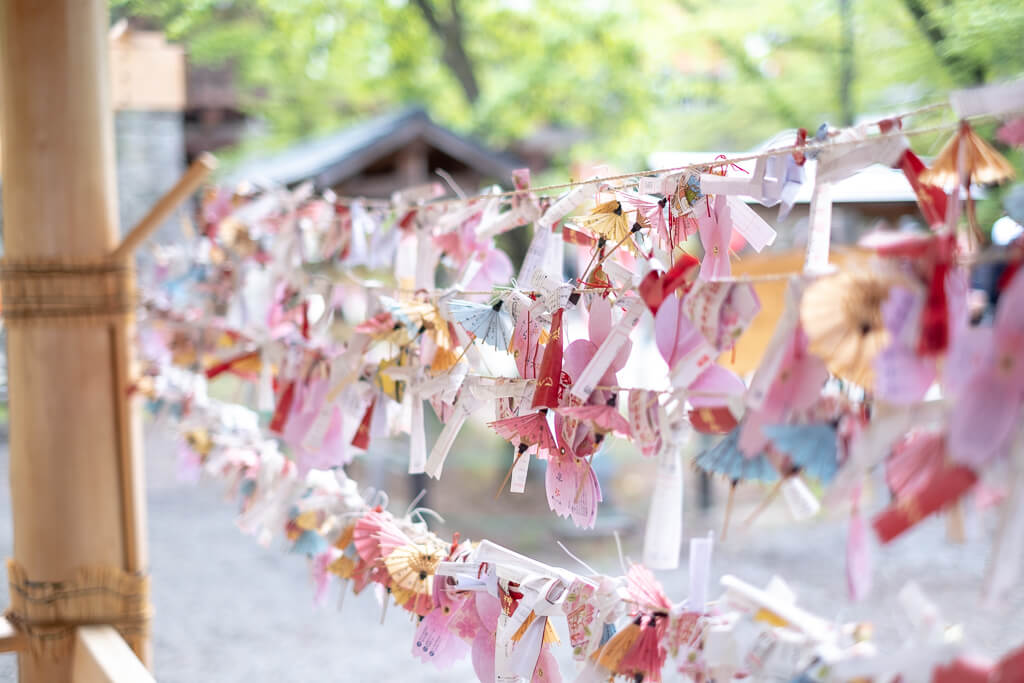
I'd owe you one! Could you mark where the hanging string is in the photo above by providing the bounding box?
[320,101,1012,213]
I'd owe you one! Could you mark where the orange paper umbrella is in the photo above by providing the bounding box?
[800,271,894,389]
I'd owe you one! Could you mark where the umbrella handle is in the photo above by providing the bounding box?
[742,478,786,528]
[495,449,527,500]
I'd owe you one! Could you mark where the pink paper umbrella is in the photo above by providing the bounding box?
[616,190,670,247]
[489,409,558,458]
[555,403,630,437]
[948,268,1024,467]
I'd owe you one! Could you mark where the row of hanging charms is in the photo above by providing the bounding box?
[142,98,1024,605]
[139,352,1024,683]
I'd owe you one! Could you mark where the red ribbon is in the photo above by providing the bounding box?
[204,350,261,380]
[638,253,700,314]
[899,149,948,229]
[269,380,296,434]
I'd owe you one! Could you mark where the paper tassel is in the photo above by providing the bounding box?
[920,121,1016,188]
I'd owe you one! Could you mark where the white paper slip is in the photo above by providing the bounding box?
[781,477,820,521]
[414,228,439,290]
[478,201,542,239]
[517,222,550,285]
[510,449,530,493]
[424,403,470,478]
[804,180,834,275]
[408,398,426,474]
[689,534,713,613]
[950,77,1024,118]
[726,196,776,252]
[538,182,597,229]
[642,446,683,570]
[815,134,907,185]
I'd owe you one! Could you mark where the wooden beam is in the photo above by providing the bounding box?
[72,627,155,683]
[0,617,26,654]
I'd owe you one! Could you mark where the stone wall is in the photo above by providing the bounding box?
[114,109,187,244]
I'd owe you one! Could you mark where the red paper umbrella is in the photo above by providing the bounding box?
[488,409,558,457]
[555,403,630,437]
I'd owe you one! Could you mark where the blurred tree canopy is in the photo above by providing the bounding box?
[113,0,1024,172]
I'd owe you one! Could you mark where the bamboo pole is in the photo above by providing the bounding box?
[111,153,217,261]
[0,1,151,678]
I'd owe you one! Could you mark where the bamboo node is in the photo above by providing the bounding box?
[5,560,151,659]
[0,260,135,324]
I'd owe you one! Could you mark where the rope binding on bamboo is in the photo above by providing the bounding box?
[0,261,135,324]
[4,560,151,658]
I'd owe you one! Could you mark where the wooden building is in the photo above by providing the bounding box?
[226,108,522,197]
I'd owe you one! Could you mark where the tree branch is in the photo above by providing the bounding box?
[900,0,986,84]
[711,37,802,125]
[411,0,442,33]
[411,0,480,104]
[674,0,801,126]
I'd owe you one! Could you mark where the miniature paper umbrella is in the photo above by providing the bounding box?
[697,427,779,539]
[384,539,449,616]
[762,422,839,484]
[447,298,513,350]
[488,409,559,457]
[696,428,779,484]
[574,199,632,246]
[801,270,895,389]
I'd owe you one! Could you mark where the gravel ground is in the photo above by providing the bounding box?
[0,425,1021,681]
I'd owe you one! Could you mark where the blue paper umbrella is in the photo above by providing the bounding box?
[695,428,778,484]
[762,422,839,484]
[447,298,513,350]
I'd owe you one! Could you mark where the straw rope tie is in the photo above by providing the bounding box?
[0,261,135,323]
[5,560,151,658]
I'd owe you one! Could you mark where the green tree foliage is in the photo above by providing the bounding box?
[113,0,1024,172]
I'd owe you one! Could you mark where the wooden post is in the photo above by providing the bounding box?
[0,1,150,679]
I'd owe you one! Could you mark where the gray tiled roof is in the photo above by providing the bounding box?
[225,107,520,190]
